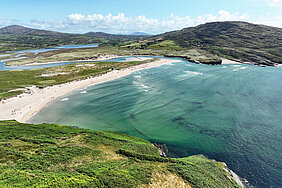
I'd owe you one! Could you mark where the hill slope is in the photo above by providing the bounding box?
[85,32,145,41]
[0,120,242,187]
[161,21,282,66]
[130,32,151,36]
[0,25,64,36]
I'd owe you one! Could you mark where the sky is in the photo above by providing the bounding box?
[0,0,281,34]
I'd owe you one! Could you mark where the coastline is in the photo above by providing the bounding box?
[0,58,181,123]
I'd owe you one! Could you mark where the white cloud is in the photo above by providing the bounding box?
[252,11,282,28]
[248,0,282,7]
[0,19,19,27]
[22,10,248,34]
[267,0,282,7]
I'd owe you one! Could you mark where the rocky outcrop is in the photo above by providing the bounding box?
[164,55,222,65]
[153,143,168,157]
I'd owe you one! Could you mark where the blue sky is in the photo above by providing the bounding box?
[0,0,281,34]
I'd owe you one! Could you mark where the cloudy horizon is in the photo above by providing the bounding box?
[0,0,281,34]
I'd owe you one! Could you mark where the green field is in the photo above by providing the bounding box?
[0,120,241,187]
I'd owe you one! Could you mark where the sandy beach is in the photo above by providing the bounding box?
[0,58,181,123]
[221,59,242,65]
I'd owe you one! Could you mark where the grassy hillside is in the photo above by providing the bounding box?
[0,120,241,187]
[0,33,100,53]
[161,21,282,66]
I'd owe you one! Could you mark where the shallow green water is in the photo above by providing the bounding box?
[31,59,282,187]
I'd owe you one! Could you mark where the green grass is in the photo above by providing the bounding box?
[0,120,242,187]
[147,40,182,50]
[0,90,23,100]
[168,155,241,188]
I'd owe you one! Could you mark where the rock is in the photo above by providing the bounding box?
[153,143,168,157]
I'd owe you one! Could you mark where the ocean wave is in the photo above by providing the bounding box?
[132,81,150,89]
[233,67,247,71]
[184,71,203,75]
[140,83,150,89]
[134,75,142,79]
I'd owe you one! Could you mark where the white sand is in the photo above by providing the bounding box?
[222,59,242,65]
[0,58,181,123]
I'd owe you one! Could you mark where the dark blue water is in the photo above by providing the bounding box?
[31,60,282,187]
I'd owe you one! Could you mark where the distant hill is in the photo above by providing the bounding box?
[160,21,282,66]
[130,32,151,36]
[0,25,64,36]
[84,31,144,40]
[0,25,101,52]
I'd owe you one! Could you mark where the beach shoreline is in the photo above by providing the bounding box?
[0,58,181,123]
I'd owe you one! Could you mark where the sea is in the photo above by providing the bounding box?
[29,57,282,187]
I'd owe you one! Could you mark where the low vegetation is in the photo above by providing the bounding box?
[0,120,241,187]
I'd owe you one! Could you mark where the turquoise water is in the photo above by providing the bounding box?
[31,60,282,187]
